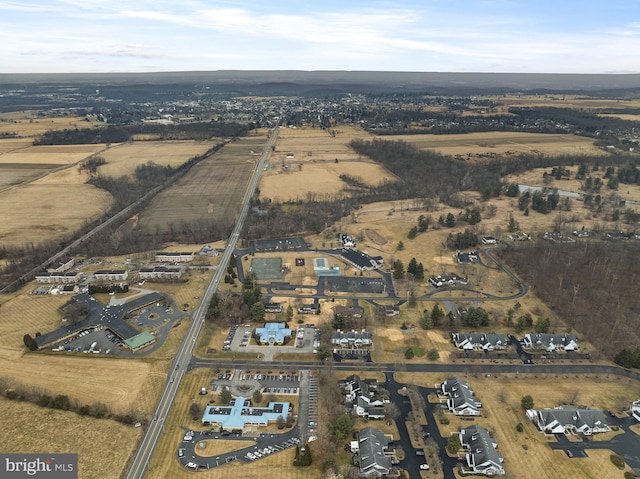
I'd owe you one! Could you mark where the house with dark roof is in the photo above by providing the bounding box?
[526,406,609,436]
[459,425,505,476]
[46,257,74,273]
[264,302,283,313]
[429,273,468,288]
[138,265,183,280]
[523,333,578,351]
[631,400,640,423]
[332,329,372,349]
[441,377,482,416]
[452,332,508,351]
[155,251,194,263]
[35,271,80,284]
[340,248,384,271]
[93,269,128,281]
[353,427,394,477]
[341,375,386,420]
[456,251,478,263]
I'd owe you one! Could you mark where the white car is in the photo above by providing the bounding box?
[420,463,430,470]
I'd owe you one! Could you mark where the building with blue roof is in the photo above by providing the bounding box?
[201,396,291,430]
[255,322,292,345]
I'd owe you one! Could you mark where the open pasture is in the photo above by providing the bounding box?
[0,113,102,137]
[97,140,217,178]
[131,137,261,235]
[382,132,601,158]
[0,397,141,479]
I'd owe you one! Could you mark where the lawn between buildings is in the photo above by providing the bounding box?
[395,372,640,479]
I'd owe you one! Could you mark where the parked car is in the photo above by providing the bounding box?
[420,463,430,470]
[565,450,573,458]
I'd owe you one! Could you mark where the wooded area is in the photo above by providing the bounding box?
[499,242,640,360]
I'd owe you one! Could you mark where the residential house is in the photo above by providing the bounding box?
[459,424,505,476]
[341,375,386,420]
[331,329,372,349]
[456,251,478,263]
[441,377,482,416]
[264,302,283,313]
[526,406,609,436]
[481,236,497,245]
[507,231,530,241]
[631,400,640,423]
[353,427,394,477]
[523,333,579,351]
[429,273,468,288]
[452,332,508,351]
[298,304,319,314]
[340,234,356,248]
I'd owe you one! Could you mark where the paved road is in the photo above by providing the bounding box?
[126,126,280,479]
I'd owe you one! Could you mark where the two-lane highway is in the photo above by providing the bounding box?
[126,124,280,479]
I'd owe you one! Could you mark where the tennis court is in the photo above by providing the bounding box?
[250,257,283,280]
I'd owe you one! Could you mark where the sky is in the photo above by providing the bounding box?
[1,0,640,74]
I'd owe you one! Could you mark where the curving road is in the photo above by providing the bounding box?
[126,125,280,479]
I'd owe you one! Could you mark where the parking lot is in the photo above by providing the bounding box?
[53,327,119,355]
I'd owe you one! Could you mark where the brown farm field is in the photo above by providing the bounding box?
[260,126,397,201]
[0,397,141,479]
[382,132,601,158]
[0,113,102,137]
[0,167,113,247]
[397,373,640,479]
[129,137,262,235]
[97,140,217,178]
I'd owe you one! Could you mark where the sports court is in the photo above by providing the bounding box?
[250,257,283,280]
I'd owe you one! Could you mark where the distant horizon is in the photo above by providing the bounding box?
[2,1,639,74]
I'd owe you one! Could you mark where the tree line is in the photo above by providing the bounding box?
[33,121,251,145]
